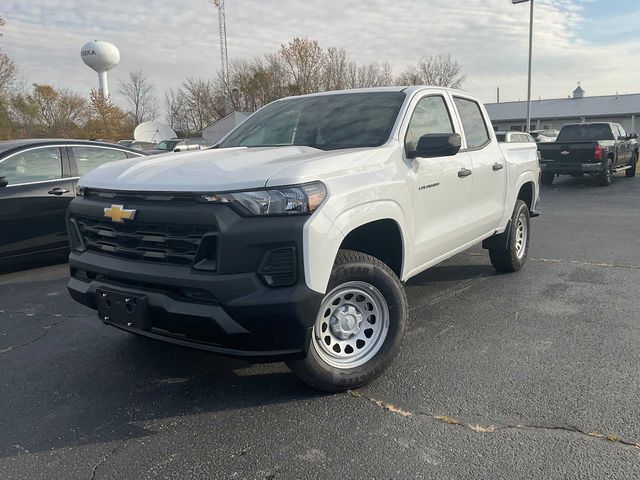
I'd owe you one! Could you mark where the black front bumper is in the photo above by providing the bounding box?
[66,192,323,361]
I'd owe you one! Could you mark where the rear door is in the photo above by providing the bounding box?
[615,125,632,166]
[67,145,134,177]
[0,146,75,259]
[404,92,474,267]
[451,95,506,239]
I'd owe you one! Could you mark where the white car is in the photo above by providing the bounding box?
[66,86,540,391]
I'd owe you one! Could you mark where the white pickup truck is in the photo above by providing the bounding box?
[66,86,540,391]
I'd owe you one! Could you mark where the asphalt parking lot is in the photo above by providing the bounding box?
[1,173,639,479]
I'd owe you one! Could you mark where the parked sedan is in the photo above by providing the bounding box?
[144,138,207,155]
[495,131,536,143]
[0,139,146,265]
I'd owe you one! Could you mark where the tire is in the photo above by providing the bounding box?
[598,159,612,186]
[287,250,407,392]
[626,152,637,178]
[541,172,555,186]
[489,200,530,273]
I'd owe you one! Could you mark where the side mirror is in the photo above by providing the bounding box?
[409,133,462,159]
[629,133,638,140]
[0,176,7,188]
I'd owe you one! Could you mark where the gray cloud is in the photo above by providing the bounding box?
[3,0,639,115]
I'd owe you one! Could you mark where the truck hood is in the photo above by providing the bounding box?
[78,146,341,192]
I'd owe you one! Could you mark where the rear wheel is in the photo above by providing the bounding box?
[287,250,407,392]
[598,159,612,186]
[626,152,637,178]
[541,172,555,186]
[489,200,530,273]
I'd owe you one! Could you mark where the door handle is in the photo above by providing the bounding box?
[492,163,504,171]
[458,168,472,178]
[48,188,70,195]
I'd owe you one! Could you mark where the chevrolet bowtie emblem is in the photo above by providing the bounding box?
[560,150,570,155]
[103,205,136,223]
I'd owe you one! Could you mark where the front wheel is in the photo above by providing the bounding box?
[287,250,407,392]
[626,152,637,178]
[489,200,530,273]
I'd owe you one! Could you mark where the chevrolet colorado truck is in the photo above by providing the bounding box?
[538,122,638,186]
[66,87,540,391]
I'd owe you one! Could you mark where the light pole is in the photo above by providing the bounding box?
[513,0,534,132]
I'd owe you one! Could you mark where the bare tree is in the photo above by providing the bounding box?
[0,19,16,96]
[118,71,158,126]
[280,38,326,95]
[346,61,394,89]
[397,54,466,88]
[165,78,224,135]
[323,47,349,91]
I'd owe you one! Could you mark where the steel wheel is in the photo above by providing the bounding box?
[514,212,528,260]
[312,281,390,370]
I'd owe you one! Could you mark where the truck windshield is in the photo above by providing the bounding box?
[219,92,406,151]
[556,124,614,142]
[156,141,179,151]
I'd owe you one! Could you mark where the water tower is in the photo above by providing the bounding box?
[80,40,120,99]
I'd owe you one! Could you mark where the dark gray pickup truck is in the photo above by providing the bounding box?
[538,123,638,186]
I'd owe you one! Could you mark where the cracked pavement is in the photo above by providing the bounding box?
[1,174,640,479]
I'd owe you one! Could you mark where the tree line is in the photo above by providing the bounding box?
[0,22,466,141]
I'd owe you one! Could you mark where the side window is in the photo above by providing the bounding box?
[617,125,627,138]
[71,147,128,176]
[404,95,454,151]
[453,97,490,149]
[0,147,62,186]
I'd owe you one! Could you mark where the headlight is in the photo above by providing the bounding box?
[198,182,326,216]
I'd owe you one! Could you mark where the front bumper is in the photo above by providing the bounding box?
[540,161,603,174]
[66,192,323,361]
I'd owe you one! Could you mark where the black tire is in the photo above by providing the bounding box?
[598,159,612,186]
[626,152,637,178]
[541,172,555,186]
[287,250,407,392]
[489,200,530,273]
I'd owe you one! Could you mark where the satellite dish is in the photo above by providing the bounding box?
[134,121,176,143]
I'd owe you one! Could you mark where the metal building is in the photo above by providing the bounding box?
[202,111,251,145]
[486,86,640,133]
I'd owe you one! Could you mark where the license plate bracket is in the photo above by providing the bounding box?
[96,288,150,331]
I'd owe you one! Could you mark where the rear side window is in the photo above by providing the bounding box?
[404,95,454,151]
[0,147,62,186]
[72,147,128,176]
[453,97,490,149]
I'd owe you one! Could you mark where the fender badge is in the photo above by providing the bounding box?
[104,205,136,223]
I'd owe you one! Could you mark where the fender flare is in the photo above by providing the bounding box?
[303,200,411,293]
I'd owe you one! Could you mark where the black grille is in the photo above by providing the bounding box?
[259,247,297,287]
[75,216,213,266]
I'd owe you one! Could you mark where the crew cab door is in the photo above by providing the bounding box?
[615,124,632,166]
[403,92,474,267]
[451,95,506,238]
[0,146,75,259]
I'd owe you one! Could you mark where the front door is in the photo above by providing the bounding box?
[0,146,75,260]
[404,93,474,269]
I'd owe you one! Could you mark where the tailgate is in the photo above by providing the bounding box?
[539,142,597,163]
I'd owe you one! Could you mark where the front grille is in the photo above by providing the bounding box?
[75,216,212,266]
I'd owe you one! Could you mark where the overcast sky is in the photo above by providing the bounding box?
[2,0,639,115]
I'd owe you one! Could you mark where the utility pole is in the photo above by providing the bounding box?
[212,0,230,109]
[513,0,534,132]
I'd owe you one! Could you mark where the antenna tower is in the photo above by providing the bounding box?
[212,0,230,107]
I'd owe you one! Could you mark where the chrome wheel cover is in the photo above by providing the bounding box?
[312,281,390,369]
